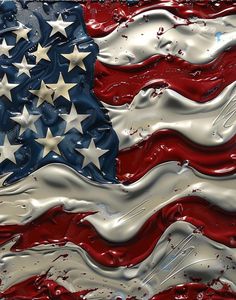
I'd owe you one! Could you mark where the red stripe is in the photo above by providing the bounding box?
[0,274,92,300]
[1,197,236,267]
[151,282,236,300]
[83,1,236,38]
[94,48,236,105]
[117,129,236,183]
[1,276,236,300]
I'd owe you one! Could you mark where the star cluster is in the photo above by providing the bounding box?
[0,1,118,184]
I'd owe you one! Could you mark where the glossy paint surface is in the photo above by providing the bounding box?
[0,1,236,299]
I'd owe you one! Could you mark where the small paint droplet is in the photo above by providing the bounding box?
[215,31,222,42]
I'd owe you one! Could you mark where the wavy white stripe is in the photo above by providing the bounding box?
[1,222,236,299]
[103,82,236,150]
[0,163,235,242]
[94,9,236,66]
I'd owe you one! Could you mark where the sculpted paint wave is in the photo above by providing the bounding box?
[103,84,236,150]
[0,222,236,299]
[0,163,236,243]
[83,1,236,38]
[94,48,236,105]
[0,197,236,268]
[94,10,236,66]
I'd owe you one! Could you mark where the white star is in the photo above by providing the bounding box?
[12,23,31,43]
[0,39,14,57]
[59,103,90,133]
[31,44,50,64]
[76,138,109,170]
[47,14,73,38]
[0,135,21,164]
[61,46,91,71]
[35,128,63,158]
[29,80,54,106]
[10,106,41,135]
[13,56,35,77]
[0,74,18,101]
[46,73,77,101]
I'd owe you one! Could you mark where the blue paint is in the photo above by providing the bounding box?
[126,0,139,4]
[215,31,222,42]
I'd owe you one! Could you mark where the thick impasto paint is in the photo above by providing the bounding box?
[0,1,235,299]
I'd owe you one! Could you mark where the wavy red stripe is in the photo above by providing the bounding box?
[0,274,92,300]
[1,196,236,267]
[83,1,236,38]
[117,129,236,183]
[94,48,236,105]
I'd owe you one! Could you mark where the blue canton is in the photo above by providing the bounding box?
[0,0,119,184]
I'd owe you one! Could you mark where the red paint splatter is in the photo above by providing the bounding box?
[151,282,236,300]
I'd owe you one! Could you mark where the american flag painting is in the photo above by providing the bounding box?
[0,0,236,299]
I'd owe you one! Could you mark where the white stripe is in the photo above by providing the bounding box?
[1,222,236,299]
[95,9,236,65]
[103,82,236,150]
[0,163,235,242]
